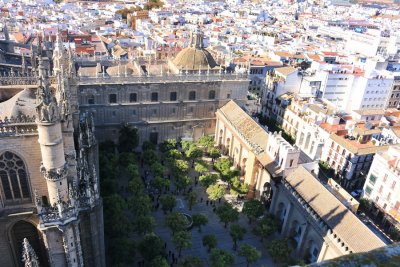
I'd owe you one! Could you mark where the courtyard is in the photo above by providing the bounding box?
[99,125,295,267]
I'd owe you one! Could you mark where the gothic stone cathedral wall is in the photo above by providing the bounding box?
[0,135,49,266]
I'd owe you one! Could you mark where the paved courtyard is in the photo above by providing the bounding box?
[151,165,277,267]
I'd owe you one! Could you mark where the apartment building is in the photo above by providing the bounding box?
[363,146,400,232]
[321,121,390,190]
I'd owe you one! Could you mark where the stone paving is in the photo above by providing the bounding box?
[152,165,277,267]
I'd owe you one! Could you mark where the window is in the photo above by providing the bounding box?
[152,109,157,115]
[290,159,294,167]
[109,94,117,103]
[391,181,396,189]
[189,91,196,100]
[88,95,95,104]
[130,93,137,103]
[189,107,194,113]
[369,174,377,184]
[378,185,383,193]
[132,110,136,115]
[208,90,216,99]
[227,93,231,98]
[170,92,177,101]
[0,152,30,201]
[383,174,388,183]
[365,186,372,196]
[151,92,158,102]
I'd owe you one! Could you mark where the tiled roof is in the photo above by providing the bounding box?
[329,133,390,155]
[218,100,268,153]
[286,166,385,253]
[352,109,385,116]
[275,66,297,77]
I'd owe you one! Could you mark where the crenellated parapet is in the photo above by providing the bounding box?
[0,115,38,136]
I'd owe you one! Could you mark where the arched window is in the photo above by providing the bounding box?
[208,90,216,99]
[0,152,30,202]
[188,91,196,100]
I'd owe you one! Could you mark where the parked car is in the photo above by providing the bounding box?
[351,189,363,198]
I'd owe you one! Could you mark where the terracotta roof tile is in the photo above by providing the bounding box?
[286,166,385,253]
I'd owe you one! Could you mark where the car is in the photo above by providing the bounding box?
[350,189,363,198]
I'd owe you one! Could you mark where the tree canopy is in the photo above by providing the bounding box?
[242,199,264,223]
[179,256,203,267]
[210,249,235,267]
[238,244,261,267]
[159,138,177,152]
[133,215,155,235]
[192,213,208,232]
[229,224,246,250]
[266,239,292,263]
[118,123,139,153]
[194,160,209,174]
[148,256,169,267]
[172,231,192,256]
[197,135,215,149]
[215,202,239,228]
[138,234,165,261]
[199,173,219,187]
[160,194,176,213]
[202,234,217,252]
[165,212,188,234]
[206,184,226,201]
[186,191,197,211]
[253,215,278,241]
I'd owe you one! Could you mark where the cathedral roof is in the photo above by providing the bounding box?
[171,28,218,71]
[0,88,36,119]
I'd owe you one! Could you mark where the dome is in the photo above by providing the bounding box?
[171,28,218,71]
[172,47,218,71]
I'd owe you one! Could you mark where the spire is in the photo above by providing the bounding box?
[3,22,9,41]
[36,56,60,123]
[53,30,64,74]
[21,53,27,74]
[21,238,40,267]
[37,56,47,86]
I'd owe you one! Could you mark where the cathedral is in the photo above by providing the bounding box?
[0,27,247,266]
[0,33,105,267]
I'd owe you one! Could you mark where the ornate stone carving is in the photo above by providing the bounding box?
[22,238,40,267]
[36,85,60,123]
[79,112,96,147]
[36,58,60,124]
[36,186,78,226]
[59,92,71,124]
[40,164,67,182]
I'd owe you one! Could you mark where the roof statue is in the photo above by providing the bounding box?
[21,238,40,267]
[36,57,60,123]
[171,27,218,71]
